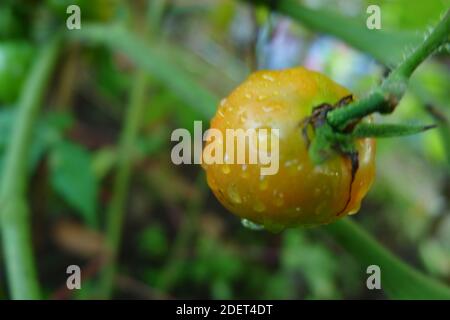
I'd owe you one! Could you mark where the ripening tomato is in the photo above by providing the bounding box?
[202,67,376,231]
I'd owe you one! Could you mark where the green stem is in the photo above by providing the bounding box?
[98,0,167,299]
[327,10,449,130]
[98,71,148,298]
[325,219,450,299]
[0,35,62,299]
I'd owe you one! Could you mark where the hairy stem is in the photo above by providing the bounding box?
[327,10,449,130]
[98,71,148,298]
[325,219,450,299]
[0,35,61,299]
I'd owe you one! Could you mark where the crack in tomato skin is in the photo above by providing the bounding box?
[301,94,361,218]
[202,67,376,230]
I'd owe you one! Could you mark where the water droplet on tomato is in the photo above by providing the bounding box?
[227,185,242,204]
[241,218,264,230]
[221,164,231,174]
[262,74,274,82]
[259,176,268,190]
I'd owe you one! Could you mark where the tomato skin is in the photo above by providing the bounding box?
[202,67,376,231]
[0,42,35,104]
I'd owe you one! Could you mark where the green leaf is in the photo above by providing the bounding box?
[352,122,436,138]
[69,24,219,120]
[0,109,70,177]
[49,140,98,227]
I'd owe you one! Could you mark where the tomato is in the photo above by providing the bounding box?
[202,67,376,231]
[0,41,35,104]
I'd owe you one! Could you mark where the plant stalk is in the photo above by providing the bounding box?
[327,10,449,130]
[98,71,148,298]
[0,35,62,299]
[325,218,450,299]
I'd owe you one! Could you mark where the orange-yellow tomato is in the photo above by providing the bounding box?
[202,67,376,231]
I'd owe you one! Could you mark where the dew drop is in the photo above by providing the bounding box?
[245,93,252,99]
[241,218,265,231]
[257,95,266,101]
[262,106,273,113]
[220,98,227,106]
[348,205,360,215]
[259,176,268,190]
[284,159,297,167]
[241,164,249,178]
[221,164,231,174]
[227,185,242,204]
[262,74,274,82]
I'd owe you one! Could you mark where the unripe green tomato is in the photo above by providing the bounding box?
[202,67,376,231]
[46,0,117,21]
[0,41,35,104]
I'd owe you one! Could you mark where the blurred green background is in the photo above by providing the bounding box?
[0,0,449,299]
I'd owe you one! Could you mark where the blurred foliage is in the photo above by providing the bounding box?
[0,0,449,299]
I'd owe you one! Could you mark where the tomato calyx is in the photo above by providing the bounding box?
[300,94,359,164]
[301,94,360,216]
[301,94,354,148]
[302,93,436,217]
